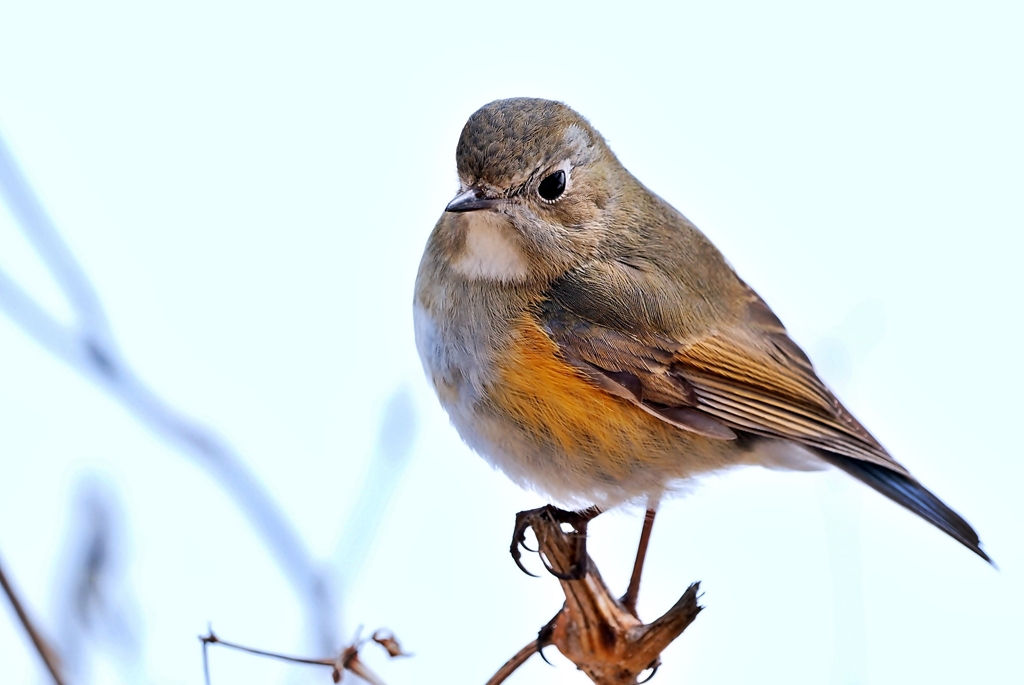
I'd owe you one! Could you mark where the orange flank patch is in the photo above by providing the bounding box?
[492,314,675,479]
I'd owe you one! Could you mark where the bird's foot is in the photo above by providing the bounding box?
[510,505,601,580]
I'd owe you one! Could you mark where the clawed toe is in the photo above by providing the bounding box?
[511,509,542,577]
[509,505,600,579]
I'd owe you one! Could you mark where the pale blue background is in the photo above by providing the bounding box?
[1,1,1021,683]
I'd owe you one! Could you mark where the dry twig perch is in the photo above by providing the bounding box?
[200,626,408,684]
[488,507,702,685]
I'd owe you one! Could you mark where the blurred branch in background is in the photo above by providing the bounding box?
[0,130,372,659]
[50,477,144,683]
[333,387,418,588]
[0,550,68,685]
[1,125,415,675]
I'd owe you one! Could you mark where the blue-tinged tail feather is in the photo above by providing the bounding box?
[815,450,992,565]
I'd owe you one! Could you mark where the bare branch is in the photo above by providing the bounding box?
[200,629,334,668]
[202,636,211,685]
[485,639,540,685]
[0,550,68,685]
[491,508,702,684]
[199,626,402,684]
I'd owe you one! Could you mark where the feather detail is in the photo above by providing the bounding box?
[533,263,987,558]
[815,449,991,564]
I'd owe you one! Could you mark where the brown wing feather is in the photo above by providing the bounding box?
[538,272,910,477]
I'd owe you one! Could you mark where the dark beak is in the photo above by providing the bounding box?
[445,187,504,213]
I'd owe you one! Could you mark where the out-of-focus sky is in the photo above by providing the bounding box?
[1,1,1021,683]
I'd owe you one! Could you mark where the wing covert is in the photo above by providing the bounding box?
[535,263,909,476]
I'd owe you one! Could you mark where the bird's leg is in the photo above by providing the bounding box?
[511,505,601,580]
[621,507,657,618]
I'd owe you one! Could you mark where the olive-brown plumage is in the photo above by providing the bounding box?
[414,97,989,563]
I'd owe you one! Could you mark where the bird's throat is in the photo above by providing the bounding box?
[451,212,529,283]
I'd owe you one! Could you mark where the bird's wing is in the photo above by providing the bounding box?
[536,259,909,476]
[535,257,990,563]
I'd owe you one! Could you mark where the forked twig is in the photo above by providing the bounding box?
[489,509,702,684]
[200,626,408,684]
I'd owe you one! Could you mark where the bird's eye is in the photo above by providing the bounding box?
[538,170,566,202]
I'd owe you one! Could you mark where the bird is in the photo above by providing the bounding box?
[413,98,989,603]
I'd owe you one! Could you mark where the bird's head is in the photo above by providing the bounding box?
[443,98,630,283]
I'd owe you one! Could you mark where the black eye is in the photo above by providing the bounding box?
[538,170,566,201]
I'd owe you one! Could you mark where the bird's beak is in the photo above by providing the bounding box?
[445,187,504,213]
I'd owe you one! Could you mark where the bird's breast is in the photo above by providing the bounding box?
[487,314,683,477]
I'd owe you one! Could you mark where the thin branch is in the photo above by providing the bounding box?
[49,480,144,683]
[202,637,211,685]
[0,133,110,340]
[485,639,540,685]
[199,627,405,685]
[0,130,338,648]
[200,630,333,667]
[0,551,68,685]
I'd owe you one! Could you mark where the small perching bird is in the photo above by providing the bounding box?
[413,98,990,585]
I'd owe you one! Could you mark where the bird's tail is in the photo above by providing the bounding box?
[814,450,992,565]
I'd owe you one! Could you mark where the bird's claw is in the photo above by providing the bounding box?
[509,505,599,579]
[638,659,661,683]
[511,509,542,577]
[536,616,557,666]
